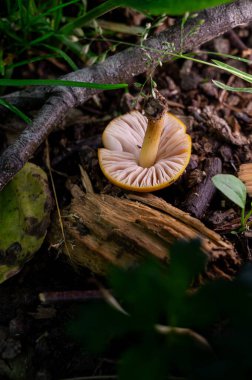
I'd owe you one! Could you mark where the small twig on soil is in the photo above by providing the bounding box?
[183,157,222,219]
[219,75,235,103]
[202,106,249,145]
[155,325,213,353]
[45,139,71,259]
[1,0,252,190]
[39,290,102,304]
[227,29,248,51]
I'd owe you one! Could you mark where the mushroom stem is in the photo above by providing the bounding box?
[138,116,166,168]
[139,91,168,168]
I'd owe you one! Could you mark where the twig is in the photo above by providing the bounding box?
[45,139,71,258]
[1,0,252,190]
[227,29,248,51]
[155,324,213,353]
[219,75,235,103]
[39,290,102,304]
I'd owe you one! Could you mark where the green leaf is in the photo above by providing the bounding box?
[213,80,252,93]
[167,239,206,295]
[42,44,79,71]
[0,78,128,90]
[108,257,169,325]
[212,60,252,83]
[119,337,166,380]
[0,163,52,283]
[120,0,233,15]
[68,301,130,352]
[212,174,247,209]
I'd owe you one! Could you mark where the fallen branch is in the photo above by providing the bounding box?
[1,0,252,190]
[183,157,222,219]
[49,187,240,280]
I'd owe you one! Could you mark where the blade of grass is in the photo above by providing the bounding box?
[28,0,38,16]
[17,0,25,29]
[29,32,55,47]
[0,23,24,43]
[0,78,128,90]
[212,59,252,83]
[42,44,79,71]
[0,98,32,124]
[55,34,89,58]
[61,0,120,35]
[52,0,63,31]
[213,80,252,93]
[96,20,144,35]
[199,50,252,64]
[30,0,80,25]
[7,54,58,70]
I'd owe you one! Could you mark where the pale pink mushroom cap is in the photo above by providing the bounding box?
[98,111,191,192]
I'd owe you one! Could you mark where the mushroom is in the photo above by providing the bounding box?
[238,163,252,196]
[98,92,191,192]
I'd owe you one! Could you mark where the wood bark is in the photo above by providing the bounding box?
[49,187,240,280]
[0,0,252,190]
[183,157,222,219]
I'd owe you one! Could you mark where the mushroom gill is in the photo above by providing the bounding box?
[98,111,191,192]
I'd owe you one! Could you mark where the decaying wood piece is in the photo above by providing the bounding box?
[50,186,240,279]
[183,157,222,219]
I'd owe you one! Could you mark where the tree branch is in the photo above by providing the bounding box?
[0,0,252,190]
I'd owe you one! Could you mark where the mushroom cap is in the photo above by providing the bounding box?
[98,111,191,192]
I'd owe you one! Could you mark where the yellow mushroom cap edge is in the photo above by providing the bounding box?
[98,111,192,192]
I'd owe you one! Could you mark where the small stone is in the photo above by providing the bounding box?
[200,82,218,98]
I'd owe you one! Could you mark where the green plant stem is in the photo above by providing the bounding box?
[244,208,252,226]
[61,0,122,35]
[241,207,245,228]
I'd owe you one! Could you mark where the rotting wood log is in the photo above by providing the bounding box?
[1,0,252,191]
[49,186,240,280]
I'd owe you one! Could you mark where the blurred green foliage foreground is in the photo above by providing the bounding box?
[69,240,252,380]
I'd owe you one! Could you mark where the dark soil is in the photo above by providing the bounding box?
[1,13,252,380]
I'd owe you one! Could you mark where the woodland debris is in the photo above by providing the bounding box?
[1,0,252,191]
[183,157,222,219]
[238,162,252,196]
[202,106,249,146]
[49,186,240,280]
